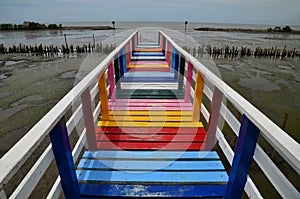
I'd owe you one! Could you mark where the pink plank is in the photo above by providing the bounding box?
[110,106,193,111]
[109,99,185,103]
[130,61,168,65]
[206,86,223,150]
[184,62,193,103]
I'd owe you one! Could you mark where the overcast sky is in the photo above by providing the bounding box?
[0,0,299,25]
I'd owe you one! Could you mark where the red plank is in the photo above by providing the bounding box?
[96,133,206,142]
[96,141,205,150]
[96,127,206,135]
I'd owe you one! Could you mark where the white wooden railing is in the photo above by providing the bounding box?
[0,31,137,199]
[160,31,300,198]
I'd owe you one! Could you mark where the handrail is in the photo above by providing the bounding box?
[0,30,137,187]
[160,31,300,174]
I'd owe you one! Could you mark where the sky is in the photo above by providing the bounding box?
[0,0,299,25]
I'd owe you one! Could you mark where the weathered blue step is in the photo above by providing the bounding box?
[76,150,228,198]
[79,184,227,198]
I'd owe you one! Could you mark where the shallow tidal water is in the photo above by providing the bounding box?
[0,24,299,157]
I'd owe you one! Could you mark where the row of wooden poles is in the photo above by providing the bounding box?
[184,45,299,59]
[0,43,116,55]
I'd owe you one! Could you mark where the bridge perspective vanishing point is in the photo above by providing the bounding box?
[0,30,299,199]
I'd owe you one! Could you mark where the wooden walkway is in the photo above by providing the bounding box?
[74,36,229,198]
[1,31,299,199]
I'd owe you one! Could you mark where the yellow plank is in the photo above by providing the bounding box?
[193,71,204,122]
[109,110,193,116]
[97,121,203,128]
[104,115,193,122]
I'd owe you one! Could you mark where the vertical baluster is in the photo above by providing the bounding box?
[178,55,185,90]
[114,56,121,90]
[81,87,97,151]
[171,47,175,73]
[107,62,116,101]
[49,117,80,199]
[206,86,223,150]
[192,71,204,122]
[119,51,124,77]
[174,51,179,79]
[225,114,260,199]
[98,71,109,120]
[122,47,127,74]
[126,43,130,67]
[184,62,193,103]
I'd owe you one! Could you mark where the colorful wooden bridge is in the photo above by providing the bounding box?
[0,31,299,199]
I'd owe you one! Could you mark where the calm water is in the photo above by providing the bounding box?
[1,21,300,49]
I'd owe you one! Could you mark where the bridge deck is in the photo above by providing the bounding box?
[75,40,229,198]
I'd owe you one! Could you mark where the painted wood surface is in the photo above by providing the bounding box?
[97,121,204,128]
[49,118,80,199]
[96,127,205,134]
[79,184,227,198]
[225,114,260,198]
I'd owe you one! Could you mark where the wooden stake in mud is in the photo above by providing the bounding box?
[282,112,289,130]
[64,34,68,49]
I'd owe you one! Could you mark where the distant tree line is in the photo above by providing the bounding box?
[0,21,63,30]
[267,25,293,33]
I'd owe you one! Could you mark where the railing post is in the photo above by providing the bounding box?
[107,62,116,101]
[205,86,223,150]
[98,71,109,120]
[122,47,127,74]
[171,47,175,73]
[184,62,193,103]
[192,71,204,122]
[174,51,179,79]
[126,43,130,67]
[119,52,124,78]
[114,57,121,90]
[49,117,80,199]
[81,87,97,151]
[225,114,260,199]
[178,55,185,90]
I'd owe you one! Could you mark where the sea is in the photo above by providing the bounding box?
[0,21,299,157]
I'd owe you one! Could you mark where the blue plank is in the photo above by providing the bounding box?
[78,159,225,171]
[79,183,226,198]
[83,150,220,160]
[76,170,228,183]
[133,52,164,56]
[49,117,80,199]
[225,114,260,199]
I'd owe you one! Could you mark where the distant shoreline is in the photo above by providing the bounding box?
[0,25,115,31]
[194,27,300,34]
[62,26,115,30]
